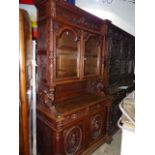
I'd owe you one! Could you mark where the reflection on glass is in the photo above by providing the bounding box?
[84,36,98,75]
[56,30,78,78]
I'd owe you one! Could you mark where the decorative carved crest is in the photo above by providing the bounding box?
[39,87,55,108]
[87,78,105,97]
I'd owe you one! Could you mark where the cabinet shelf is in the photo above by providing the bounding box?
[57,52,77,57]
[57,45,77,52]
[85,54,97,57]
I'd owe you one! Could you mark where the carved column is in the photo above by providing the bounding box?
[45,4,56,108]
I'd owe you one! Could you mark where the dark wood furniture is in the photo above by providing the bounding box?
[35,0,112,155]
[103,23,135,134]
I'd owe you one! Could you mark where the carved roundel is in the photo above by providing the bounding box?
[90,114,103,139]
[64,125,82,155]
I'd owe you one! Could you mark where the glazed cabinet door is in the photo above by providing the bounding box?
[55,26,80,82]
[83,33,102,77]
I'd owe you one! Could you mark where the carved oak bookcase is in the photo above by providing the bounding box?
[35,0,113,154]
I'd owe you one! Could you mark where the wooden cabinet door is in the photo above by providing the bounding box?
[87,110,107,145]
[55,26,80,82]
[83,34,102,77]
[63,122,85,155]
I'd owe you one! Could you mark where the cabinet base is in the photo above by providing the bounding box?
[82,135,112,155]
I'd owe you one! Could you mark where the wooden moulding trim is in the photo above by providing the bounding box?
[37,15,106,36]
[37,105,60,121]
[55,98,110,118]
[53,17,105,35]
[54,78,85,85]
[37,113,62,132]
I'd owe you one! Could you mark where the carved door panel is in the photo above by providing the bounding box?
[63,123,84,155]
[88,111,107,143]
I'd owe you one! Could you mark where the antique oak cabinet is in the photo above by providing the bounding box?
[35,0,112,155]
[103,23,135,134]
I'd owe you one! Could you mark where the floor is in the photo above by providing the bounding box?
[92,130,122,155]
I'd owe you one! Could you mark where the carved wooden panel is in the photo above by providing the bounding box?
[56,4,100,31]
[37,53,47,81]
[55,81,86,102]
[64,125,82,155]
[37,21,48,51]
[86,78,105,96]
[90,114,103,139]
[37,118,54,155]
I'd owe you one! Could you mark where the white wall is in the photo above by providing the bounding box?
[76,0,135,36]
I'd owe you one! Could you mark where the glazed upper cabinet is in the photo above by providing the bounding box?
[54,26,103,82]
[35,0,107,87]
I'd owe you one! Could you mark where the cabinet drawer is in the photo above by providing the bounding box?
[89,102,106,114]
[63,109,87,125]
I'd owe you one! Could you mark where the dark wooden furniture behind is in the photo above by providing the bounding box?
[35,0,112,155]
[103,23,135,134]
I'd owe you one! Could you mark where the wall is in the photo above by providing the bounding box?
[76,0,135,36]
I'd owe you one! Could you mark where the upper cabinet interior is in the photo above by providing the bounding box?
[84,34,101,77]
[56,29,79,79]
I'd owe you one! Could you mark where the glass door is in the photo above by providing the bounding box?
[84,35,101,76]
[56,29,79,79]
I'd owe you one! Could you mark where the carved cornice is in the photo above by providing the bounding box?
[56,6,100,31]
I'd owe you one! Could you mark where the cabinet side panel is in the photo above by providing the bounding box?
[37,118,54,155]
